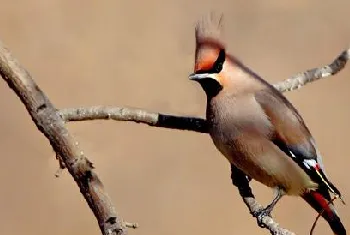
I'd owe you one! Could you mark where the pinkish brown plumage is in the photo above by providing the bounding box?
[189,13,346,235]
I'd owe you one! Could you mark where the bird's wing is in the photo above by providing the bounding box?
[255,88,342,198]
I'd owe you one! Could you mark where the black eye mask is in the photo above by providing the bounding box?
[196,49,226,74]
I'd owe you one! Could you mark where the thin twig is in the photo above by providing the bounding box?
[60,106,208,133]
[274,48,350,92]
[0,40,132,235]
[231,165,295,235]
[58,47,350,235]
[124,222,139,229]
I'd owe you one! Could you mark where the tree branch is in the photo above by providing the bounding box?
[0,41,130,235]
[60,47,350,127]
[58,47,349,235]
[273,48,350,92]
[231,165,295,235]
[60,106,208,133]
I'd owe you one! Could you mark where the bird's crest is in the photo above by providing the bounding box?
[194,13,226,73]
[195,12,225,47]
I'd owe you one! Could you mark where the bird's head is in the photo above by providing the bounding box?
[189,47,226,97]
[189,13,228,98]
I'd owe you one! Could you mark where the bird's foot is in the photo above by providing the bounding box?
[252,206,273,228]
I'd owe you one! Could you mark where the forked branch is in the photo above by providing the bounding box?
[0,33,348,235]
[59,48,350,235]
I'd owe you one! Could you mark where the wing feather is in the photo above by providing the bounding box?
[255,88,342,198]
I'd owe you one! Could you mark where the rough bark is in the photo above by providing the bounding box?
[0,41,129,235]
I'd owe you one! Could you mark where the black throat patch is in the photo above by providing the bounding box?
[196,49,225,98]
[199,79,223,98]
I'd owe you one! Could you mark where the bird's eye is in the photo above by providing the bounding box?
[212,49,225,73]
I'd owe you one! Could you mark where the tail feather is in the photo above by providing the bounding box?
[303,188,346,235]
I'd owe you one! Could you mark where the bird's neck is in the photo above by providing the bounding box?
[200,78,223,98]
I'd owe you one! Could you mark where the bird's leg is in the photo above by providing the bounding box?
[253,187,284,228]
[230,164,254,198]
[264,188,284,215]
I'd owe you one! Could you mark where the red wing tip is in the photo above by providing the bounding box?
[315,163,321,171]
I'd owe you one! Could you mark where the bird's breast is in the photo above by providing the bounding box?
[207,94,273,140]
[206,94,272,164]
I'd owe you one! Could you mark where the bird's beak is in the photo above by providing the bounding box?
[189,72,214,81]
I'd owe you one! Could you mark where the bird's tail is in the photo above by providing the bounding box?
[303,187,346,235]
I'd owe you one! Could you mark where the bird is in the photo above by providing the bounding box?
[189,13,346,235]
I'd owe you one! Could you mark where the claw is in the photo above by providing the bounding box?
[252,187,284,228]
[252,206,273,228]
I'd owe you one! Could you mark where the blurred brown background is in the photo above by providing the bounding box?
[0,1,349,234]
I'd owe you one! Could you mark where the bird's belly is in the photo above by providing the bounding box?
[210,131,317,195]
